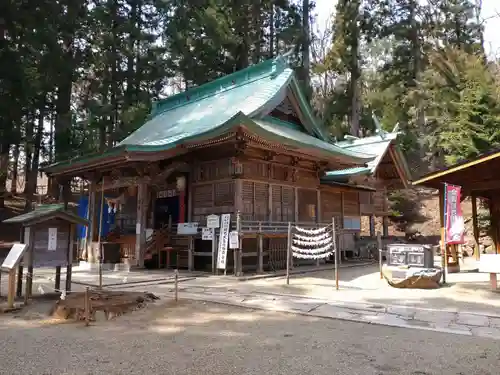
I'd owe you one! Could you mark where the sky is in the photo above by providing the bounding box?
[314,0,500,57]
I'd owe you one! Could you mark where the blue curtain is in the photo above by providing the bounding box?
[77,196,114,240]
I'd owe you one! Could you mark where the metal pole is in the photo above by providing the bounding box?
[377,232,383,279]
[97,176,105,290]
[286,222,292,285]
[333,217,339,290]
[174,269,179,302]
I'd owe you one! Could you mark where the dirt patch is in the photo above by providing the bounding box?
[51,290,160,322]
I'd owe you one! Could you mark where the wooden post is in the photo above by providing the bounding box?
[174,269,179,302]
[316,189,321,267]
[16,265,23,298]
[97,177,105,289]
[377,232,383,279]
[439,186,447,284]
[135,182,148,267]
[87,180,97,262]
[84,287,90,326]
[369,216,375,237]
[66,223,75,293]
[294,187,299,222]
[7,269,16,309]
[25,226,34,303]
[258,222,263,274]
[286,222,292,285]
[188,236,194,271]
[237,211,243,276]
[340,192,345,263]
[55,266,61,292]
[472,193,480,261]
[333,217,339,291]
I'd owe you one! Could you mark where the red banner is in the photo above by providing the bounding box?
[444,184,465,245]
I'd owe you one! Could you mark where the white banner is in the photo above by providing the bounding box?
[48,228,58,251]
[216,214,231,269]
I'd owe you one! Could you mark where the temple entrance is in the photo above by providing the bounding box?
[154,194,179,229]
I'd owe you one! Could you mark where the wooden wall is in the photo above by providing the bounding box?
[191,158,236,223]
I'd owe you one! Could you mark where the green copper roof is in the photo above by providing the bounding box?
[120,60,293,147]
[324,131,410,181]
[46,55,375,175]
[3,204,89,226]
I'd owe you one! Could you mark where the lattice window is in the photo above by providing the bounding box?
[254,182,269,221]
[214,181,234,206]
[193,185,213,207]
[282,186,295,221]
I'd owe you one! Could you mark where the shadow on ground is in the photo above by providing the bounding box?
[0,300,499,375]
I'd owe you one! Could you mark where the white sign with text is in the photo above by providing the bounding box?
[216,214,231,269]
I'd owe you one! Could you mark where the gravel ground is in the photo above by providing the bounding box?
[0,300,499,375]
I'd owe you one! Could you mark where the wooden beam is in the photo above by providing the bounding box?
[467,179,500,192]
[413,150,500,186]
[388,145,409,189]
[97,175,151,192]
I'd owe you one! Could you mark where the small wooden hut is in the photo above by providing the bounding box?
[3,204,88,298]
[413,149,500,275]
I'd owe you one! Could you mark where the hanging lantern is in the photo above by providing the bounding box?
[176,175,186,192]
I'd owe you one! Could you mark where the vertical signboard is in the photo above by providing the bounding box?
[444,183,465,245]
[216,214,231,269]
[48,228,58,251]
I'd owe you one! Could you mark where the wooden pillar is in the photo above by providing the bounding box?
[66,223,75,292]
[340,192,344,261]
[258,222,263,274]
[382,217,389,237]
[268,184,273,221]
[16,265,23,298]
[187,177,193,222]
[471,193,480,261]
[294,187,299,222]
[382,188,389,237]
[439,187,446,283]
[24,225,34,304]
[87,180,97,262]
[54,266,61,291]
[316,189,321,266]
[488,198,498,254]
[369,216,375,237]
[135,183,148,267]
[188,236,194,271]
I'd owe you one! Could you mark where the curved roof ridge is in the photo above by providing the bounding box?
[151,56,291,118]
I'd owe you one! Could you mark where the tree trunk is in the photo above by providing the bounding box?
[302,0,311,92]
[410,0,426,165]
[349,0,361,137]
[0,142,11,209]
[10,143,20,195]
[269,3,275,58]
[25,99,44,211]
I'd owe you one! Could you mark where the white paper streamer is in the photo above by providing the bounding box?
[293,237,332,247]
[292,243,332,254]
[295,226,328,235]
[293,231,331,241]
[292,251,333,259]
